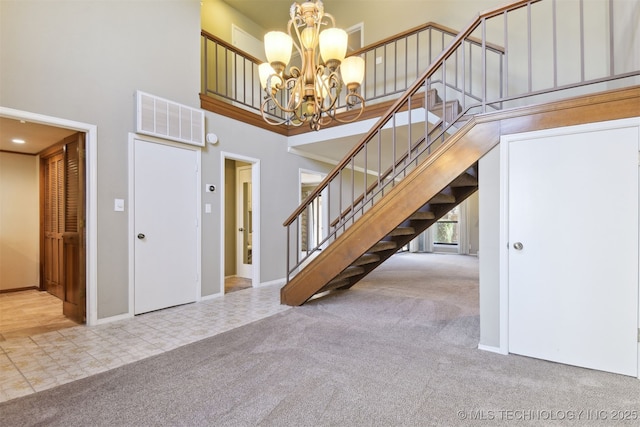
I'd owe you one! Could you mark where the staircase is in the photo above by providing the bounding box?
[281,0,640,306]
[298,165,479,298]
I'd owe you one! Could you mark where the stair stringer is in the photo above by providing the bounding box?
[281,119,501,306]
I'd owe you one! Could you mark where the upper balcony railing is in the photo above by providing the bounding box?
[282,0,640,281]
[201,22,505,125]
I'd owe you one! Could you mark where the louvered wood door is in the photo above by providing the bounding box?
[41,133,86,323]
[62,134,86,323]
[43,152,65,300]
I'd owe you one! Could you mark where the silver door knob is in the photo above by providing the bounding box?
[137,233,146,239]
[513,242,523,250]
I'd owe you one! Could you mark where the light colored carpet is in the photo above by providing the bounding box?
[1,253,638,426]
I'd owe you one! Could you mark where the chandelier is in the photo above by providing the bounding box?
[259,0,365,131]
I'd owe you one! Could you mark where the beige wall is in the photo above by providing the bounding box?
[324,0,506,46]
[0,153,39,291]
[202,0,266,44]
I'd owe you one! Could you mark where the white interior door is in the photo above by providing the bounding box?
[134,139,199,314]
[236,165,253,279]
[508,125,638,376]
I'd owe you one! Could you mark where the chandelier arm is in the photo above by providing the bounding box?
[260,98,292,126]
[331,92,366,124]
[315,71,341,112]
[263,72,306,115]
[285,112,306,127]
[286,74,306,113]
[288,18,305,62]
[321,12,336,28]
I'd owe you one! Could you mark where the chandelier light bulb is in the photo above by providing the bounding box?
[319,27,347,70]
[264,31,293,72]
[340,56,365,88]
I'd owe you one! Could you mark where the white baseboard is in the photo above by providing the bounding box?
[94,312,134,325]
[257,278,286,288]
[201,291,223,301]
[478,344,507,355]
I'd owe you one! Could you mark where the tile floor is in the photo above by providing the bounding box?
[0,284,289,403]
[0,290,79,341]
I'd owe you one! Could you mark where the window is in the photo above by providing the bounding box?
[433,206,459,245]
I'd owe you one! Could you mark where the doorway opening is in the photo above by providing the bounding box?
[222,153,260,294]
[0,109,96,335]
[0,107,97,337]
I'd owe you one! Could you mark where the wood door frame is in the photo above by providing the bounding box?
[498,117,640,378]
[220,152,260,295]
[0,107,98,326]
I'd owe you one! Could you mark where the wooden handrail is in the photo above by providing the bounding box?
[201,29,263,64]
[351,21,505,57]
[284,0,534,227]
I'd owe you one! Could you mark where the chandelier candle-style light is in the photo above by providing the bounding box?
[259,0,365,131]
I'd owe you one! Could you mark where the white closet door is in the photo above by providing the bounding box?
[134,139,199,314]
[508,125,638,376]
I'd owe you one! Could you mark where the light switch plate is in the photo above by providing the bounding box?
[114,198,125,212]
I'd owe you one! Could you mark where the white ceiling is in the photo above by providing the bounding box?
[0,117,77,155]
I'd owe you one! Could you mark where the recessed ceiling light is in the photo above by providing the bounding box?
[12,138,26,144]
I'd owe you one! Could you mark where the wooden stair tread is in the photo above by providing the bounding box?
[410,211,436,220]
[321,278,351,292]
[450,173,478,187]
[334,266,365,281]
[429,192,456,204]
[387,227,415,237]
[352,253,381,266]
[368,241,398,253]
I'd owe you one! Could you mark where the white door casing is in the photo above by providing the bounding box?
[220,152,260,293]
[0,107,99,325]
[132,138,200,315]
[504,120,639,377]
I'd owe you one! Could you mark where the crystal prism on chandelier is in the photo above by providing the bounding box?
[259,0,365,131]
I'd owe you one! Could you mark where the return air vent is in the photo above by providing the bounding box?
[136,91,204,147]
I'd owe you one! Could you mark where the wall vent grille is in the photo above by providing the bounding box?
[136,91,204,147]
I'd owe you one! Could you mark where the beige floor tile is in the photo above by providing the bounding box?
[0,283,288,404]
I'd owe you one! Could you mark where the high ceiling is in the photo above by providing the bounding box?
[0,117,77,155]
[220,0,344,31]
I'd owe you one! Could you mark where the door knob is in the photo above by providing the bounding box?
[137,233,146,239]
[238,228,244,232]
[513,242,523,250]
